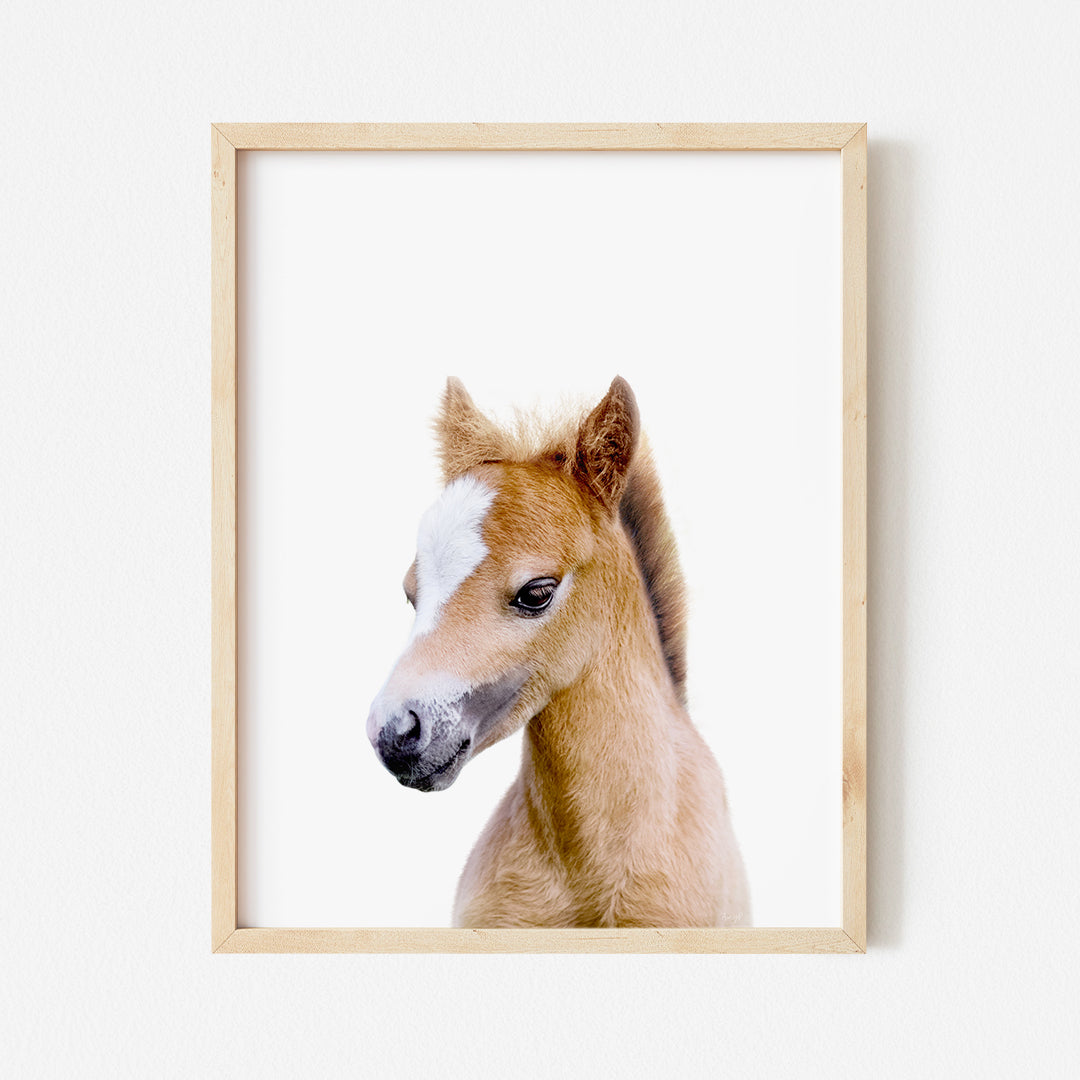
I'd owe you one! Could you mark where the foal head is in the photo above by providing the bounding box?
[366,376,640,791]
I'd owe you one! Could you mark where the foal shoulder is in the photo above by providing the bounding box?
[453,778,578,929]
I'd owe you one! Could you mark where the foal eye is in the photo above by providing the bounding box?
[510,578,559,616]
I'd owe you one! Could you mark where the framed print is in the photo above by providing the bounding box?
[211,123,867,953]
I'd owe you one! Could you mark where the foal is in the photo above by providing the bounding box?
[367,377,750,928]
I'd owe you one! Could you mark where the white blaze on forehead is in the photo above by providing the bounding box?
[411,474,495,638]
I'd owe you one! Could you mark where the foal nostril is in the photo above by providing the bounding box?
[377,701,438,772]
[386,706,426,751]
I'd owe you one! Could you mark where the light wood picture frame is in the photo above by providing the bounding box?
[211,122,867,954]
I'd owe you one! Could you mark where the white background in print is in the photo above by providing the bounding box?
[238,148,842,929]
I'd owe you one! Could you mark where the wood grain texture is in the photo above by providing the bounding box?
[209,122,869,953]
[211,126,238,951]
[841,125,868,951]
[215,927,863,954]
[212,122,863,151]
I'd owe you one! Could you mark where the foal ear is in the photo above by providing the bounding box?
[436,377,505,481]
[574,376,639,512]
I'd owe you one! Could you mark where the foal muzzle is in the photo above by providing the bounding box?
[367,671,528,791]
[374,698,474,791]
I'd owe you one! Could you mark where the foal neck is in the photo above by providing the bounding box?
[521,539,685,860]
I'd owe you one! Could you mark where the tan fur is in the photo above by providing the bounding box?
[437,377,688,695]
[407,377,750,928]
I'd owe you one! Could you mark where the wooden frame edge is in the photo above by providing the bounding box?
[210,122,868,954]
[211,125,238,951]
[214,927,863,955]
[840,125,868,952]
[212,122,864,151]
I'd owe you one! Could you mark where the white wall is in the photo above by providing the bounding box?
[1,2,1077,1077]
